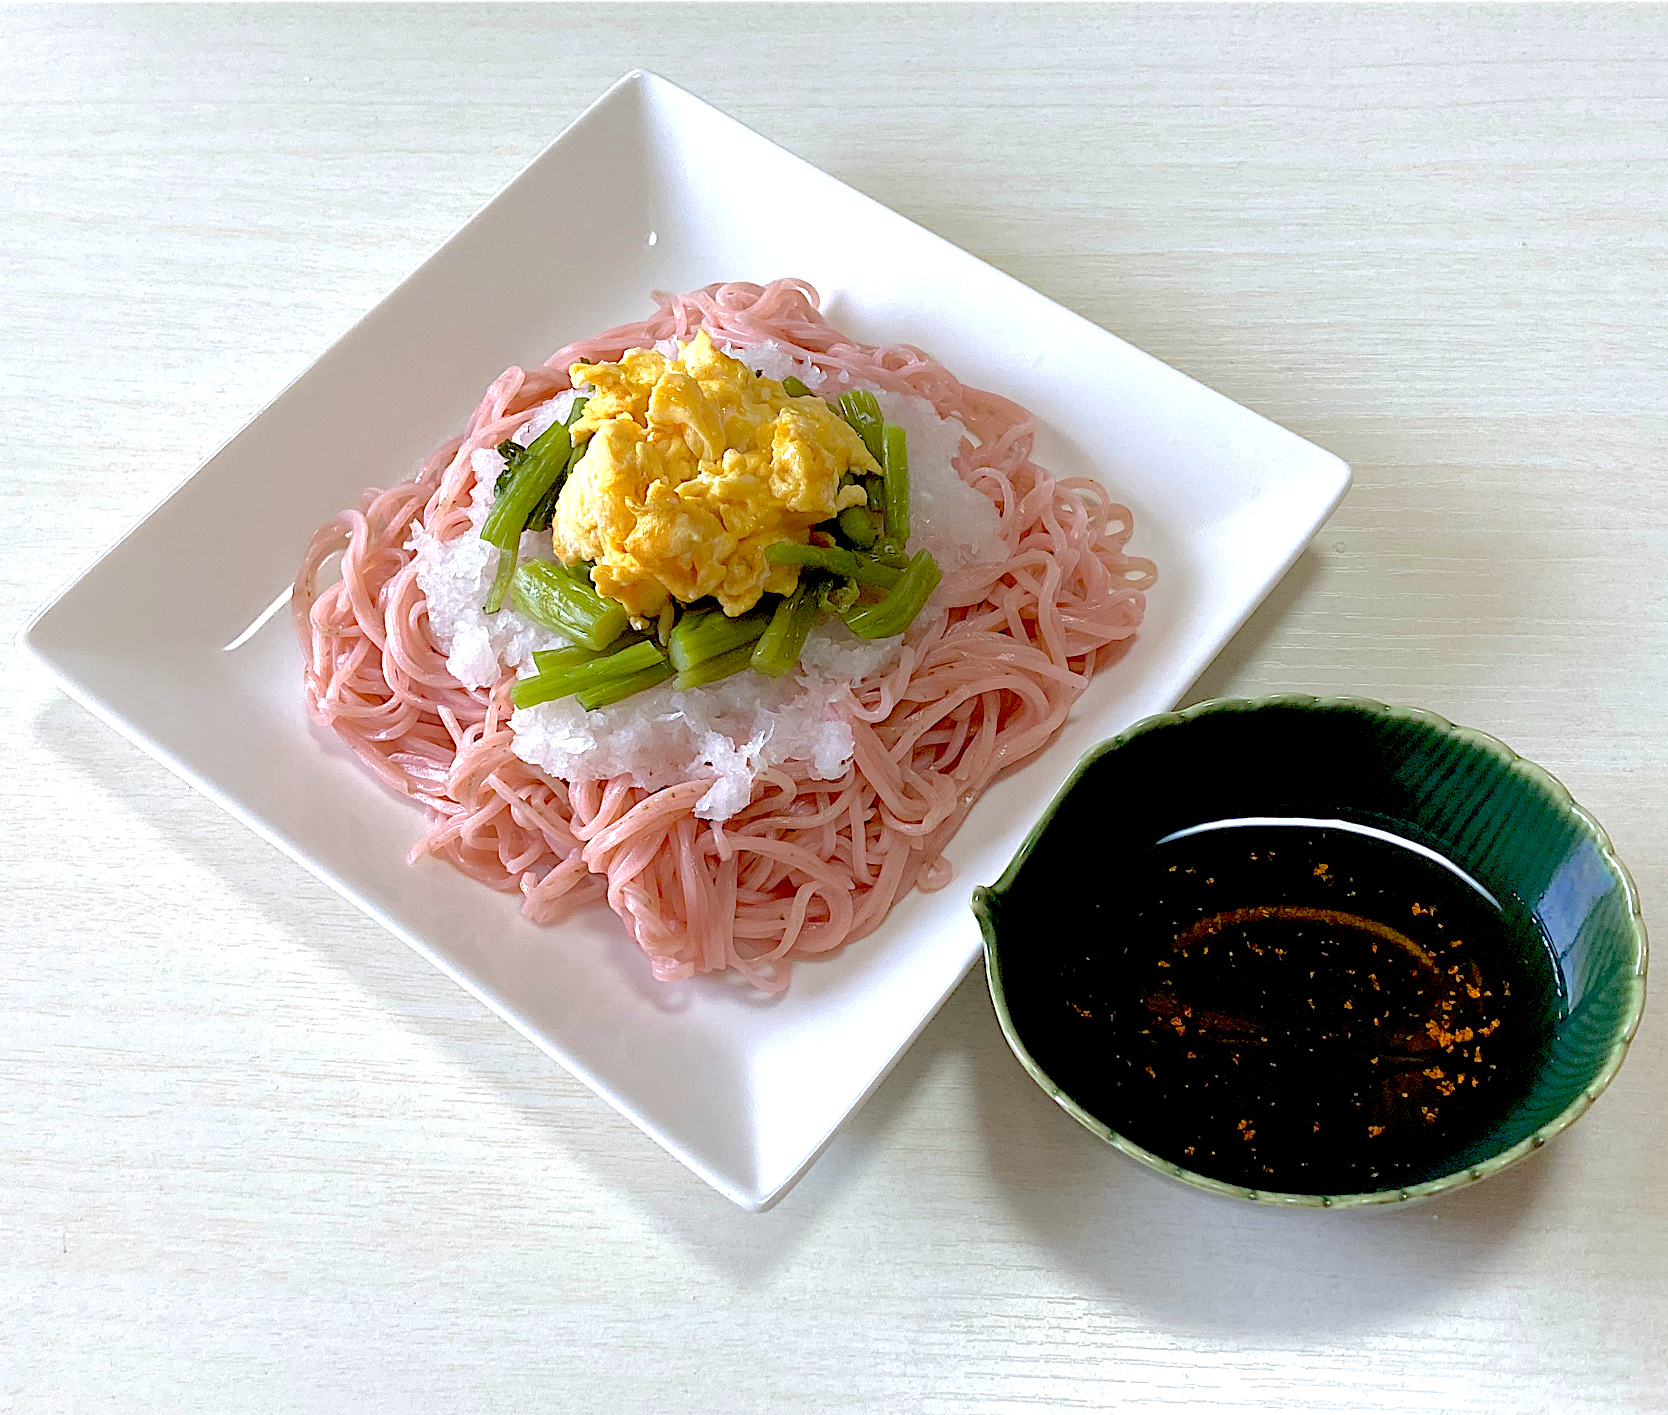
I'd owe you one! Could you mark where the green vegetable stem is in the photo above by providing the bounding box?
[667,605,773,673]
[523,396,591,534]
[751,581,821,678]
[508,561,630,650]
[480,417,574,612]
[764,541,902,589]
[532,641,627,676]
[672,641,761,691]
[837,504,879,549]
[577,662,676,709]
[841,549,941,639]
[512,639,666,710]
[837,390,885,463]
[881,422,910,545]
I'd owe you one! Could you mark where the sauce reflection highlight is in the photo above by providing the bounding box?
[1001,819,1565,1192]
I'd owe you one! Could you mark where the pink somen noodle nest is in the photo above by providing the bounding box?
[294,279,1156,991]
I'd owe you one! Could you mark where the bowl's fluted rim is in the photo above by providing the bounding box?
[973,693,1649,1209]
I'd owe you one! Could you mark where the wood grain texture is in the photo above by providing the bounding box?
[3,4,1665,1411]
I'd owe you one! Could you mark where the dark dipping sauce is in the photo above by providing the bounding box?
[1002,820,1565,1193]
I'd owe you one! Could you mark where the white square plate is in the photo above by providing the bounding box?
[22,71,1349,1210]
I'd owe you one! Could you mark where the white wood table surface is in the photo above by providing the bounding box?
[4,4,1665,1410]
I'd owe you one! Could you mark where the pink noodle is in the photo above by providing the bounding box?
[294,280,1156,991]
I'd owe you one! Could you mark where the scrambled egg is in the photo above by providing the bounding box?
[551,331,877,619]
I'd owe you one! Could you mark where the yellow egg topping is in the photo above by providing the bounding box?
[551,331,877,619]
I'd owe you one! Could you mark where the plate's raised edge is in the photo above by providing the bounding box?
[635,70,1353,490]
[15,68,777,1206]
[16,69,650,652]
[18,68,1355,1213]
[752,945,985,1212]
[13,624,779,1211]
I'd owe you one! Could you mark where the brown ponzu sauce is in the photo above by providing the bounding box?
[1014,822,1562,1192]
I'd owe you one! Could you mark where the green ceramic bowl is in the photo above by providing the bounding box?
[974,696,1648,1208]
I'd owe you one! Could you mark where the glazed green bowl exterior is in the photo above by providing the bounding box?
[973,696,1648,1208]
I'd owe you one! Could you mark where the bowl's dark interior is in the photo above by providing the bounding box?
[986,701,1641,1193]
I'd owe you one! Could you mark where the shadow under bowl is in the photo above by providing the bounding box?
[973,696,1648,1208]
